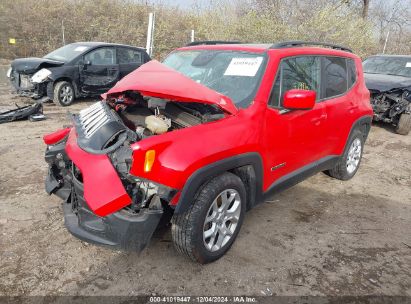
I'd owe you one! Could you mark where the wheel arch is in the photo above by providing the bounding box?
[47,77,78,99]
[173,152,263,214]
[340,115,372,154]
[351,116,372,141]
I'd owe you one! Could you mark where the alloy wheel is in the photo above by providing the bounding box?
[59,85,74,105]
[346,138,362,174]
[203,189,241,252]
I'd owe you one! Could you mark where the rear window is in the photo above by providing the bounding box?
[347,59,357,89]
[322,57,348,99]
[118,48,142,64]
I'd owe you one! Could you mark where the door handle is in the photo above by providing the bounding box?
[310,113,327,125]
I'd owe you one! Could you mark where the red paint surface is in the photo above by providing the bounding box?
[43,128,71,145]
[65,130,131,217]
[283,89,316,109]
[103,60,237,114]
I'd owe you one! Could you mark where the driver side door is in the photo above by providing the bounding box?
[79,47,120,94]
[262,55,329,190]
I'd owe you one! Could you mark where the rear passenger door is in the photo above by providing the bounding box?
[320,56,357,155]
[117,47,145,78]
[79,47,120,94]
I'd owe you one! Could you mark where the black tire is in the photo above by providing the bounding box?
[396,113,411,135]
[53,81,75,106]
[326,128,365,181]
[171,172,246,264]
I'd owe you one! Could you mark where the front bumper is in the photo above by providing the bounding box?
[46,168,163,252]
[64,175,163,251]
[9,70,49,99]
[44,131,164,252]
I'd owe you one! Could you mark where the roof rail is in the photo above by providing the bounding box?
[270,41,352,53]
[185,40,242,47]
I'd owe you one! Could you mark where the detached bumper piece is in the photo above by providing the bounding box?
[0,103,43,124]
[64,177,163,252]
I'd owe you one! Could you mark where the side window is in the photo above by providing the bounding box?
[322,57,348,99]
[347,58,357,89]
[84,47,116,65]
[269,56,321,107]
[118,48,142,64]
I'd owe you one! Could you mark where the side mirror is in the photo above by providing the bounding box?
[283,89,316,110]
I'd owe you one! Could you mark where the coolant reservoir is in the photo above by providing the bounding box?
[145,115,171,134]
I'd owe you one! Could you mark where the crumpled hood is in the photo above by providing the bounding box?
[364,73,411,92]
[11,57,64,74]
[103,60,238,114]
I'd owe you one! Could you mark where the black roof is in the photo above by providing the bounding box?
[366,54,411,59]
[70,41,146,50]
[184,40,352,53]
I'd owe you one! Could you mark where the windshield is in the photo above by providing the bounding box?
[44,44,90,62]
[363,56,411,78]
[163,50,266,108]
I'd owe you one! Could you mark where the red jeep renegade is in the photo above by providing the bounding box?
[44,41,372,263]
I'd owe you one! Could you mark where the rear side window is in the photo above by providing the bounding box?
[347,58,357,89]
[269,56,321,107]
[322,57,348,99]
[84,47,116,65]
[118,48,142,64]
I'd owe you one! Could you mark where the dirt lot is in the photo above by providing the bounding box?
[0,70,410,297]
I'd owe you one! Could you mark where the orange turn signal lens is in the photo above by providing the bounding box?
[144,150,156,172]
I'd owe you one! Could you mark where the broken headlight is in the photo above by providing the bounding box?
[126,176,177,211]
[31,68,51,83]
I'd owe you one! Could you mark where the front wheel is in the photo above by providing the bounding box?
[326,128,364,180]
[53,81,75,106]
[171,172,246,264]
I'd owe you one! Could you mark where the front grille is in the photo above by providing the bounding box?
[73,101,128,153]
[19,74,34,90]
[79,102,110,138]
[10,71,34,90]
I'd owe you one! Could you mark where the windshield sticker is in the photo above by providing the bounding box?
[406,62,411,68]
[224,57,263,77]
[74,46,88,52]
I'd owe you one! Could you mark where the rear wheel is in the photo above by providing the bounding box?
[396,113,411,135]
[171,172,246,264]
[53,81,75,106]
[327,128,364,180]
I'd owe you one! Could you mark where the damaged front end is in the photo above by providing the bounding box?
[44,108,168,252]
[44,60,233,252]
[370,88,411,124]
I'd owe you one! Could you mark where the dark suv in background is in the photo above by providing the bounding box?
[363,55,411,135]
[7,42,150,106]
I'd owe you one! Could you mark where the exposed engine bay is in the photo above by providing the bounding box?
[370,89,411,124]
[113,91,225,137]
[73,91,225,154]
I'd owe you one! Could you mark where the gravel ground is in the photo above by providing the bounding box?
[0,71,410,297]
